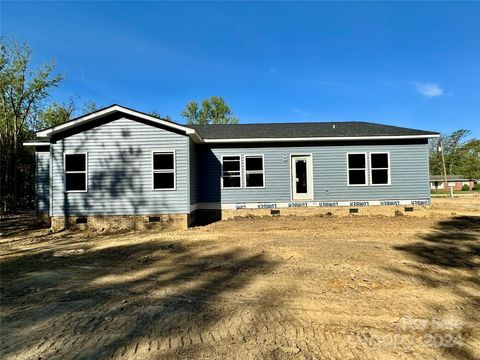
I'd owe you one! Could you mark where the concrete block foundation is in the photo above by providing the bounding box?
[49,205,430,231]
[50,213,192,232]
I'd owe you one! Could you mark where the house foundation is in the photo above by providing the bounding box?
[219,205,430,219]
[50,213,192,232]
[49,204,431,231]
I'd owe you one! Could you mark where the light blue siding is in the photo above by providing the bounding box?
[35,148,50,213]
[51,117,189,216]
[189,140,198,205]
[198,142,430,203]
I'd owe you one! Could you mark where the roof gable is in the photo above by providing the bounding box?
[36,104,197,139]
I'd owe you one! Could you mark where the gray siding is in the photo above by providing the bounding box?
[35,148,50,213]
[189,140,198,205]
[198,143,430,203]
[51,117,189,216]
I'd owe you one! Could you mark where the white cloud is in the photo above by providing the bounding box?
[414,82,444,98]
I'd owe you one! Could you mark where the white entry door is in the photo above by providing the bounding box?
[291,155,313,200]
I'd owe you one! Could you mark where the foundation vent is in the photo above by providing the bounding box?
[271,209,280,216]
[349,208,359,214]
[76,217,87,224]
[149,216,161,223]
[404,207,414,212]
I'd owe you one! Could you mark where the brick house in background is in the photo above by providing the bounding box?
[430,175,476,190]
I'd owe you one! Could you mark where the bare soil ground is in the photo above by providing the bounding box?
[1,198,479,360]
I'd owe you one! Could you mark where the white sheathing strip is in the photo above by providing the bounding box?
[190,199,430,212]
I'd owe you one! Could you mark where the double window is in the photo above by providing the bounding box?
[65,153,87,192]
[347,152,390,186]
[222,155,265,188]
[153,152,176,190]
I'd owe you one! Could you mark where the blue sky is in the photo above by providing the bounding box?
[2,1,479,136]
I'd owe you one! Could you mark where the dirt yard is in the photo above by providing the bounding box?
[1,198,479,360]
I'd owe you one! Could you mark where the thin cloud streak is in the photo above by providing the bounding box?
[414,82,445,98]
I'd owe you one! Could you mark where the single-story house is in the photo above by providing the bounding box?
[430,175,475,190]
[24,105,440,230]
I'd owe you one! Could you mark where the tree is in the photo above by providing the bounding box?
[82,100,98,114]
[181,96,239,125]
[40,99,76,128]
[459,139,480,179]
[149,111,171,121]
[0,37,63,211]
[429,129,480,179]
[39,99,100,129]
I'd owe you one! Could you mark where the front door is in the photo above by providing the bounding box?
[291,155,313,200]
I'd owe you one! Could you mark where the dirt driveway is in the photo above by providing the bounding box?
[1,198,479,359]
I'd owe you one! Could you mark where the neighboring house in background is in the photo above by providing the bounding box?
[430,175,476,191]
[24,105,439,230]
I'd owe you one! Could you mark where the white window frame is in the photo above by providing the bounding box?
[221,155,242,189]
[346,152,368,187]
[369,152,391,186]
[244,154,265,189]
[64,152,88,193]
[152,150,176,191]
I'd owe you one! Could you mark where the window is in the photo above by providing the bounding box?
[65,153,87,192]
[347,153,367,186]
[222,156,241,188]
[370,153,390,185]
[245,155,264,188]
[153,152,175,190]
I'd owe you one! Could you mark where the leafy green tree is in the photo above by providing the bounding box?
[429,129,480,179]
[0,37,63,211]
[459,139,480,179]
[40,99,76,128]
[181,96,239,125]
[40,99,100,128]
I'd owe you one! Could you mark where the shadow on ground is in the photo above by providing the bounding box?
[0,213,49,238]
[0,233,278,359]
[391,216,480,360]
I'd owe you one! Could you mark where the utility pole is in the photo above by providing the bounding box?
[439,140,452,197]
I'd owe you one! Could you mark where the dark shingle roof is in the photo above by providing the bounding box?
[187,121,438,140]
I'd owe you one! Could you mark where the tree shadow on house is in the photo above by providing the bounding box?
[0,236,279,359]
[390,216,480,360]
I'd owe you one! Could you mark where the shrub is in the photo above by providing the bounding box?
[462,184,470,191]
[473,183,480,191]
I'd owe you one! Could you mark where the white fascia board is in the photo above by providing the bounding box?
[203,134,439,143]
[36,105,195,138]
[23,141,50,146]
